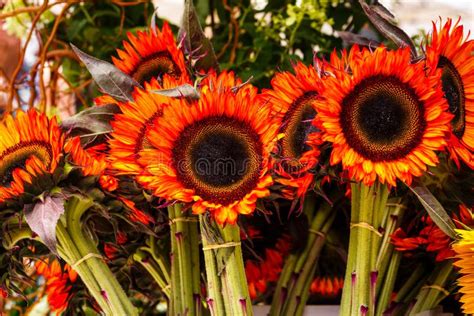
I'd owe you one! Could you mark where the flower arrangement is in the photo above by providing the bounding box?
[0,1,473,316]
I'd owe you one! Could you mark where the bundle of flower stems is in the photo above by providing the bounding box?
[0,0,474,315]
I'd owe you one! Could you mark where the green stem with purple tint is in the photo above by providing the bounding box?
[168,204,201,316]
[340,182,390,316]
[199,214,253,316]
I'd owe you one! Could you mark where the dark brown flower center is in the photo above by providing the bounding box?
[0,141,52,186]
[280,92,318,159]
[135,112,162,154]
[438,55,465,138]
[173,116,263,205]
[131,51,181,85]
[340,75,426,162]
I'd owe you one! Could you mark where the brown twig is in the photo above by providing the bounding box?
[27,49,79,105]
[219,0,239,63]
[110,0,147,7]
[57,73,90,108]
[0,0,72,19]
[6,0,49,112]
[38,2,74,112]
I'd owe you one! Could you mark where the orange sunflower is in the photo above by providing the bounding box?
[36,258,78,314]
[262,62,323,198]
[426,18,474,169]
[137,71,280,224]
[108,79,167,176]
[313,46,452,186]
[64,137,107,177]
[0,110,64,204]
[95,21,189,106]
[64,137,119,191]
[310,276,344,298]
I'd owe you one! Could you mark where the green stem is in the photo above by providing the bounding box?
[375,251,401,316]
[64,196,137,316]
[133,249,171,299]
[282,202,336,316]
[199,214,253,316]
[393,265,424,303]
[340,182,390,316]
[269,195,317,316]
[56,220,112,315]
[269,254,297,315]
[168,204,201,316]
[410,260,454,315]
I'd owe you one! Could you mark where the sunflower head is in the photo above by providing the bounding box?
[453,229,474,314]
[0,110,64,204]
[314,45,452,186]
[113,22,189,86]
[263,62,323,198]
[95,22,190,107]
[64,137,108,177]
[426,18,474,169]
[36,258,77,314]
[108,79,168,176]
[137,71,280,224]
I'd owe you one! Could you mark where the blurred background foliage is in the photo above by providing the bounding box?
[1,0,369,114]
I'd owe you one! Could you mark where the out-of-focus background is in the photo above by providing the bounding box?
[0,0,472,120]
[155,0,474,35]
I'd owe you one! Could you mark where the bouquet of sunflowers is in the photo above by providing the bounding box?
[0,0,473,315]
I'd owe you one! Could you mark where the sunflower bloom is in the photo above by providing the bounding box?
[0,110,64,203]
[64,137,108,177]
[138,71,280,224]
[108,80,167,175]
[453,229,474,314]
[95,22,189,106]
[426,18,474,168]
[310,276,344,298]
[313,46,452,186]
[262,62,323,198]
[36,258,77,314]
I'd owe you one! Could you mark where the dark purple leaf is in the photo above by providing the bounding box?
[337,31,381,47]
[372,1,395,23]
[408,183,456,239]
[61,104,120,145]
[359,0,417,58]
[179,0,219,71]
[152,84,200,99]
[24,196,65,254]
[70,44,141,102]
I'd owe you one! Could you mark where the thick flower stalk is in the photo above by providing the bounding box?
[56,196,137,316]
[270,196,336,316]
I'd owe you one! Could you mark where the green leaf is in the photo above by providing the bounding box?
[70,43,141,102]
[179,0,219,71]
[408,183,456,239]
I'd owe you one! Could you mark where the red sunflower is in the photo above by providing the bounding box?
[0,110,64,203]
[95,22,189,106]
[108,79,167,176]
[137,71,280,224]
[313,46,452,186]
[426,18,474,169]
[310,276,344,298]
[262,62,323,198]
[36,258,78,314]
[64,137,119,192]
